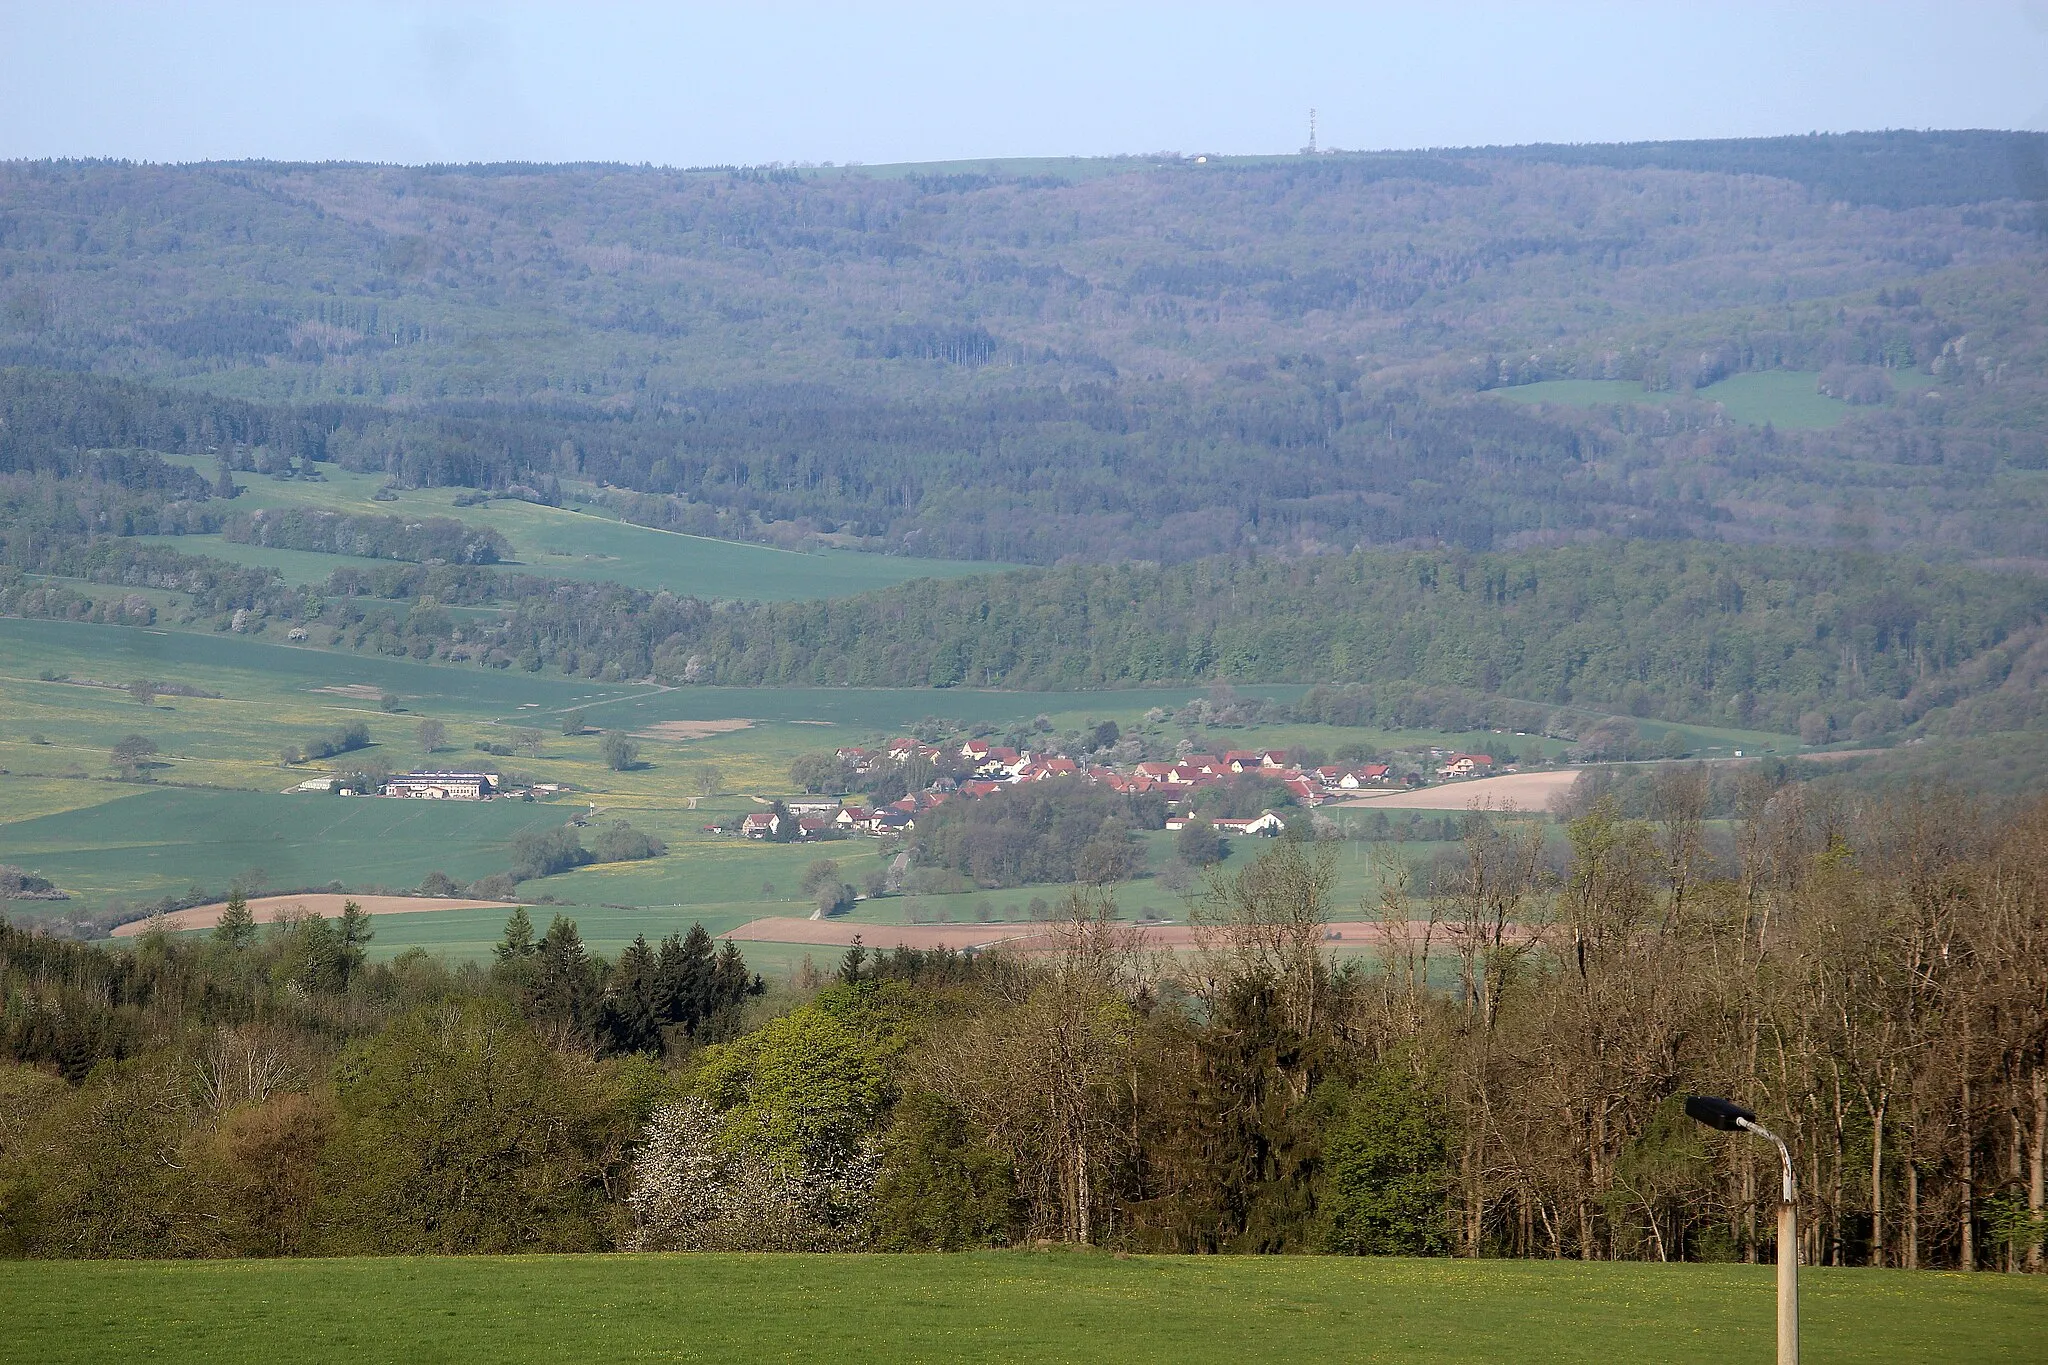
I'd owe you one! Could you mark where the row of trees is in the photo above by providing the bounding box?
[436,541,2048,735]
[0,906,759,1256]
[221,508,509,565]
[7,768,2042,1265]
[9,418,2048,744]
[913,780,1164,889]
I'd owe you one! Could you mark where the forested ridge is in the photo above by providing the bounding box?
[454,543,2048,736]
[0,131,2044,563]
[7,488,2047,742]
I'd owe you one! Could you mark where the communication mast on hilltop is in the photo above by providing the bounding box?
[1305,107,1318,155]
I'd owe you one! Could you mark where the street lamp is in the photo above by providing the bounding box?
[1687,1096,1798,1365]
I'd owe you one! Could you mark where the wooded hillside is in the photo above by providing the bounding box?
[2,132,2044,563]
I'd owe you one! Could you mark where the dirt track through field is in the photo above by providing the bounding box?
[725,917,1430,953]
[1334,769,1581,811]
[111,893,522,937]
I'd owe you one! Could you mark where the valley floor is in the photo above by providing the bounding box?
[1,1253,2040,1364]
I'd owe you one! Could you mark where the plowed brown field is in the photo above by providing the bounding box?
[111,893,522,937]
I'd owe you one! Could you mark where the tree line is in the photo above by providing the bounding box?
[453,541,2046,737]
[0,907,757,1256]
[9,514,2048,745]
[6,775,2043,1266]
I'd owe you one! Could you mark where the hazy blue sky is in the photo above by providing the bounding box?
[3,2,2045,166]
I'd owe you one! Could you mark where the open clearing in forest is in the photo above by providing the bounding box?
[141,458,1006,602]
[1,1253,2041,1365]
[1337,770,1582,811]
[109,893,522,937]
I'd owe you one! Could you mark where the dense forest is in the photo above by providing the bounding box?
[0,132,2043,563]
[8,491,2048,743]
[6,782,2044,1269]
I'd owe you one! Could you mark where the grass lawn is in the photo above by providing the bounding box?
[0,1253,2041,1364]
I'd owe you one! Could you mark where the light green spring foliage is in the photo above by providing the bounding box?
[693,1001,889,1174]
[324,999,640,1255]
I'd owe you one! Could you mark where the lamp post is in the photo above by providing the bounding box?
[1687,1096,1797,1365]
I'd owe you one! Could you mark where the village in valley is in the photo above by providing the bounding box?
[728,735,1501,842]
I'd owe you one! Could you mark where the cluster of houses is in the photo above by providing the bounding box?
[736,739,1499,842]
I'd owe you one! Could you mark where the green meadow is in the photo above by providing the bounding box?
[0,788,568,906]
[1,1253,2040,1365]
[145,456,1003,601]
[1,614,1798,963]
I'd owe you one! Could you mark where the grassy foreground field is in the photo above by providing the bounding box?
[1,1254,2040,1364]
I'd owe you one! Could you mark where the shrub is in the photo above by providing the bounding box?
[599,732,640,771]
[1317,1064,1451,1256]
[589,820,665,863]
[512,827,591,881]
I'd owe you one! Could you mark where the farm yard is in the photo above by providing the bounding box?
[1,1254,2040,1365]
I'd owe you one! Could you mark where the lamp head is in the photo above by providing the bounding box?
[1685,1095,1756,1132]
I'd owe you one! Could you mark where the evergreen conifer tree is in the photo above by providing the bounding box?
[336,899,373,985]
[495,905,537,961]
[213,889,255,949]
